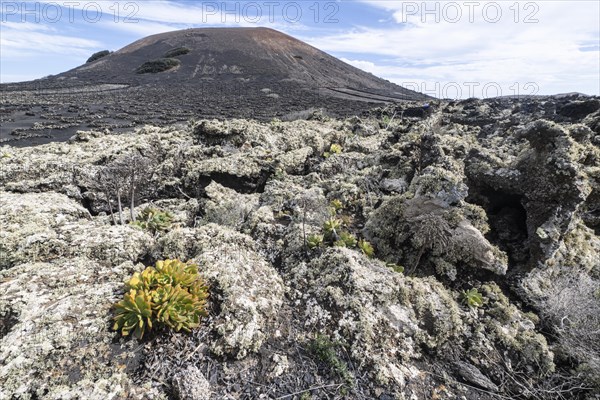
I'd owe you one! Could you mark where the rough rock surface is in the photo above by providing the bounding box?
[0,96,598,399]
[172,366,211,400]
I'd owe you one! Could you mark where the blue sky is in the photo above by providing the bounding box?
[1,0,599,98]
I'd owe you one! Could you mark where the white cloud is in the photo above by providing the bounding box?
[0,21,52,32]
[98,20,187,38]
[33,1,303,29]
[0,21,102,58]
[307,1,600,96]
[110,1,235,25]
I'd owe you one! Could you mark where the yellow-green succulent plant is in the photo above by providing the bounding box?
[330,199,343,212]
[461,288,484,308]
[336,231,357,248]
[113,259,209,339]
[307,233,324,249]
[323,143,343,158]
[358,240,375,257]
[323,218,341,236]
[112,289,154,339]
[130,207,174,233]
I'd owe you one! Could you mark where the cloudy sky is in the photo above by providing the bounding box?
[1,0,598,98]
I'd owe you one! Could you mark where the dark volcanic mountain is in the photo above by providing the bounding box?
[62,27,422,100]
[1,28,427,145]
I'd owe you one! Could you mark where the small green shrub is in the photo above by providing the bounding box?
[136,58,181,74]
[113,259,209,339]
[330,199,343,212]
[164,47,190,58]
[307,234,324,249]
[358,240,374,257]
[461,288,484,308]
[335,231,357,248]
[323,143,343,158]
[387,263,404,273]
[86,50,111,63]
[131,207,173,233]
[309,334,354,386]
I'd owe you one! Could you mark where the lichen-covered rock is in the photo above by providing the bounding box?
[0,191,153,269]
[191,224,285,359]
[172,366,211,400]
[520,222,600,386]
[190,118,339,155]
[183,148,271,194]
[0,125,190,196]
[135,198,201,229]
[154,227,202,261]
[201,181,260,231]
[0,192,160,398]
[0,191,89,268]
[275,146,313,174]
[153,221,288,379]
[288,247,463,387]
[466,119,597,265]
[477,283,555,377]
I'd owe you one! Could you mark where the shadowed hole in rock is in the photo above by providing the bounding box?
[191,169,275,197]
[467,188,530,269]
[78,186,97,216]
[136,253,158,269]
[582,189,600,236]
[29,389,47,400]
[0,308,19,339]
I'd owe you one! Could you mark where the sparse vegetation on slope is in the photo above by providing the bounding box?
[86,50,111,63]
[135,57,181,74]
[164,47,191,58]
